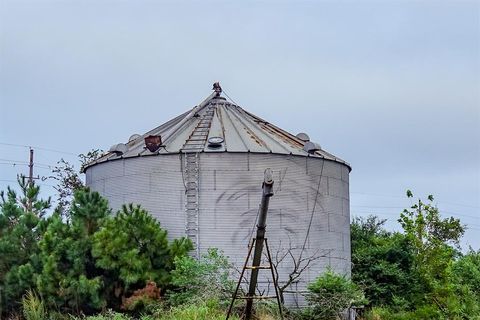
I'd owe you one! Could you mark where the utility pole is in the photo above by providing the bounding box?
[27,148,34,212]
[28,148,34,186]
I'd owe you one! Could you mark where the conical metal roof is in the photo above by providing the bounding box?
[85,84,350,170]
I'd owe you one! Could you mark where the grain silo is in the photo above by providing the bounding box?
[84,83,351,306]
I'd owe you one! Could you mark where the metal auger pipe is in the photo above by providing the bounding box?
[244,168,274,319]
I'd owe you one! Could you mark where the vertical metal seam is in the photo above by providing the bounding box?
[222,104,250,150]
[228,105,270,150]
[233,105,293,154]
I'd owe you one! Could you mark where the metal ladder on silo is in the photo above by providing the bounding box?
[182,105,216,259]
[184,152,200,258]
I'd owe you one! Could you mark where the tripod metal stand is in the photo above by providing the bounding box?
[226,169,283,320]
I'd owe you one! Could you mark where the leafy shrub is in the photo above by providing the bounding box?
[452,249,480,317]
[351,216,420,308]
[305,268,366,320]
[22,290,46,320]
[168,248,235,306]
[121,281,162,312]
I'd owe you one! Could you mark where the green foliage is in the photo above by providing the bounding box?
[168,248,235,306]
[351,216,420,308]
[3,169,480,320]
[304,268,366,320]
[453,249,480,297]
[22,290,47,320]
[51,158,85,215]
[152,299,240,320]
[74,310,133,320]
[36,188,110,313]
[398,191,466,317]
[92,203,192,303]
[0,177,51,312]
[363,306,443,320]
[451,249,480,317]
[353,191,479,319]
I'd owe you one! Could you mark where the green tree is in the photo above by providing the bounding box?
[351,216,420,308]
[36,188,110,313]
[92,204,192,305]
[0,177,50,313]
[51,158,84,216]
[398,191,466,317]
[51,149,103,218]
[451,249,480,316]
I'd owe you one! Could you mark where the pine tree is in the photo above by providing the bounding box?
[0,177,50,313]
[36,188,110,313]
[92,203,193,306]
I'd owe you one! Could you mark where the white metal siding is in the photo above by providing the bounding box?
[85,152,350,306]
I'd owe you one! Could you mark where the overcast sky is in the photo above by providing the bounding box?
[1,0,479,248]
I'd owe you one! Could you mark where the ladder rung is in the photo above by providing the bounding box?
[184,143,205,147]
[245,266,271,270]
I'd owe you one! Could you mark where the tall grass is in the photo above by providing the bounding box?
[22,290,46,320]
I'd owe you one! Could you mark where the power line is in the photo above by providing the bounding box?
[0,142,77,156]
[352,191,479,209]
[352,211,480,230]
[222,88,240,106]
[0,158,54,168]
[0,179,55,188]
[351,207,479,220]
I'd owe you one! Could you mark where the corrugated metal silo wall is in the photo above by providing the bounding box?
[85,152,350,307]
[86,155,187,240]
[198,152,350,306]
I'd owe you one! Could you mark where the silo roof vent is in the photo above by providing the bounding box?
[128,134,142,143]
[303,141,321,154]
[296,132,310,142]
[207,136,224,148]
[109,143,128,155]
